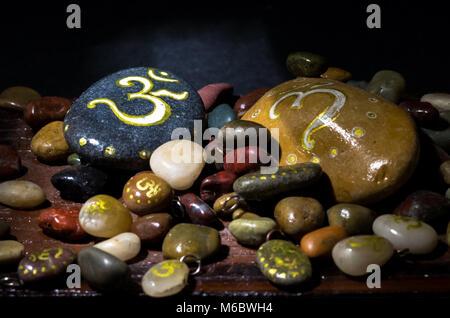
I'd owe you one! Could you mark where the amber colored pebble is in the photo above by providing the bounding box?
[31,121,70,162]
[24,97,73,130]
[233,88,270,118]
[38,206,87,241]
[320,67,352,81]
[300,226,347,258]
[122,171,173,216]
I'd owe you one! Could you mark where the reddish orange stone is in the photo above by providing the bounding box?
[300,225,347,258]
[38,206,87,241]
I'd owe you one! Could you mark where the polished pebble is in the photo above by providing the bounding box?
[162,223,221,261]
[366,70,406,103]
[300,226,347,258]
[94,232,141,261]
[122,171,173,215]
[286,51,328,77]
[200,170,237,203]
[440,160,450,184]
[198,83,233,112]
[234,88,270,118]
[224,146,268,176]
[213,192,248,218]
[320,67,352,81]
[0,220,10,238]
[31,121,70,162]
[274,196,325,239]
[327,203,377,235]
[142,259,189,297]
[399,101,439,123]
[373,215,438,254]
[257,240,312,286]
[131,213,173,245]
[218,120,271,153]
[24,96,72,130]
[179,193,220,227]
[0,180,46,209]
[150,139,205,191]
[208,103,237,129]
[67,153,82,166]
[332,235,394,276]
[18,247,76,283]
[0,241,24,265]
[0,145,22,179]
[0,86,40,111]
[78,246,129,291]
[421,93,450,111]
[229,217,277,247]
[79,194,132,238]
[51,166,109,202]
[232,210,260,220]
[38,206,87,241]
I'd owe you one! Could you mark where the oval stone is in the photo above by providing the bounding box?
[332,235,394,276]
[162,223,221,260]
[200,171,237,203]
[78,246,129,291]
[229,217,277,247]
[398,101,439,123]
[366,70,406,103]
[63,67,204,170]
[233,163,322,200]
[257,240,312,286]
[79,194,132,238]
[38,206,87,241]
[321,67,352,82]
[327,203,377,235]
[241,77,419,204]
[0,86,40,111]
[131,213,173,245]
[142,259,189,297]
[300,226,347,258]
[0,145,22,179]
[24,96,72,130]
[234,88,270,118]
[208,103,237,129]
[18,247,76,283]
[94,232,141,261]
[286,51,328,77]
[373,215,438,255]
[31,121,70,162]
[0,180,46,209]
[0,241,24,265]
[51,166,109,202]
[421,93,450,111]
[122,171,173,215]
[179,193,220,227]
[150,139,205,191]
[274,196,325,240]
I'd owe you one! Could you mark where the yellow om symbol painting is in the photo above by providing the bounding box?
[136,177,161,198]
[87,68,189,126]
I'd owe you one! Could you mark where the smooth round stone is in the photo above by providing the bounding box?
[162,223,220,260]
[229,217,277,247]
[242,77,419,204]
[0,180,46,209]
[78,246,129,291]
[200,171,237,203]
[0,241,24,265]
[440,160,450,184]
[233,163,322,200]
[327,203,377,235]
[218,120,271,152]
[393,190,450,232]
[300,226,347,258]
[399,101,439,123]
[233,88,270,118]
[142,259,189,297]
[274,196,325,239]
[38,206,87,241]
[31,121,70,162]
[213,192,248,218]
[208,103,237,129]
[0,219,10,238]
[18,247,76,283]
[24,96,72,130]
[366,70,406,103]
[421,93,450,111]
[179,193,220,227]
[131,213,173,245]
[320,67,352,82]
[332,235,394,276]
[0,86,40,111]
[347,80,368,89]
[51,166,109,202]
[79,194,132,238]
[373,215,438,255]
[198,83,233,112]
[150,139,205,191]
[122,171,173,215]
[63,67,204,170]
[257,240,312,286]
[94,232,141,261]
[0,145,22,179]
[422,111,450,152]
[67,153,81,166]
[286,51,328,77]
[223,146,268,176]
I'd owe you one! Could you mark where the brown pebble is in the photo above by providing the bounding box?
[131,213,173,245]
[24,96,73,129]
[198,83,233,112]
[233,88,270,118]
[0,86,40,111]
[31,121,70,162]
[300,226,347,258]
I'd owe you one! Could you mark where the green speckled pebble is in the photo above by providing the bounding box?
[286,51,328,77]
[229,217,277,247]
[257,240,312,286]
[233,163,322,200]
[327,203,377,235]
[67,153,82,166]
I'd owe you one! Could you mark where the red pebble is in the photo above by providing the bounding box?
[24,96,73,130]
[179,193,220,227]
[398,101,440,123]
[200,170,237,203]
[198,83,233,112]
[38,206,87,241]
[233,88,270,118]
[223,146,268,176]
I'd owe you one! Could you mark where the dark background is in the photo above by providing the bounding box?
[0,0,448,98]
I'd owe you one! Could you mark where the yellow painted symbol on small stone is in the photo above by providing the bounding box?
[329,147,338,158]
[136,177,161,198]
[352,127,366,138]
[311,156,320,164]
[151,260,183,278]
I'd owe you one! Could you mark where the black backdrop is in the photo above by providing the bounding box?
[0,0,448,98]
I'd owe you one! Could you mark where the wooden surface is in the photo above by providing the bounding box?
[1,108,450,298]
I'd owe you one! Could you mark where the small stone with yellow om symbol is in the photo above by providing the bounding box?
[142,259,190,297]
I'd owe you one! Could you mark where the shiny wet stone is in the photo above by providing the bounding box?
[229,217,276,247]
[31,121,70,162]
[327,203,377,235]
[131,213,173,245]
[38,206,87,241]
[286,51,328,77]
[142,259,189,297]
[366,70,406,103]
